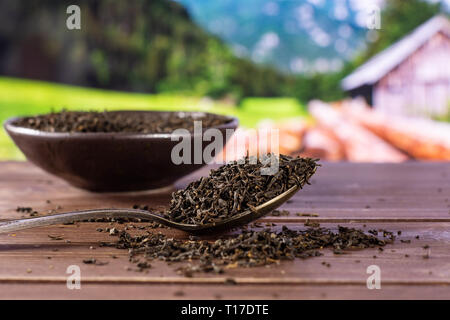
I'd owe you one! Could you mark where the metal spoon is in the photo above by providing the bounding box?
[0,185,299,235]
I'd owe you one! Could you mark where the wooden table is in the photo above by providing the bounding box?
[0,161,449,299]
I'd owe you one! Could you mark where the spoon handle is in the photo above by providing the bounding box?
[0,209,165,234]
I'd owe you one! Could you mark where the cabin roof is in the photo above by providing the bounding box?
[341,15,450,91]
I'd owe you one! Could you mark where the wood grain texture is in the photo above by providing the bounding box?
[0,161,449,299]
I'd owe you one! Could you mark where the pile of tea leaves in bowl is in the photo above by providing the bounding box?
[164,154,319,225]
[13,110,231,133]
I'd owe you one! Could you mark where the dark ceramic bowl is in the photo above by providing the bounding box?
[4,111,238,192]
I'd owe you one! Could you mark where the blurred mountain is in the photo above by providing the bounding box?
[1,0,444,102]
[0,0,293,98]
[176,0,370,73]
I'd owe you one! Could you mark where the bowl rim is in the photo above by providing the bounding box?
[4,110,239,139]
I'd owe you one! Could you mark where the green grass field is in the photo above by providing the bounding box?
[0,77,307,160]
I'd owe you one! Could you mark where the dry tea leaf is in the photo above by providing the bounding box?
[165,154,319,225]
[14,110,231,134]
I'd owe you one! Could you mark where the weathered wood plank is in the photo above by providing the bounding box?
[0,222,448,284]
[1,162,449,220]
[0,161,449,299]
[0,283,448,300]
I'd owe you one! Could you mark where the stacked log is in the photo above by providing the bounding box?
[216,119,307,162]
[215,99,449,163]
[308,100,408,162]
[268,118,307,155]
[297,126,345,161]
[342,99,450,160]
[214,128,248,163]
